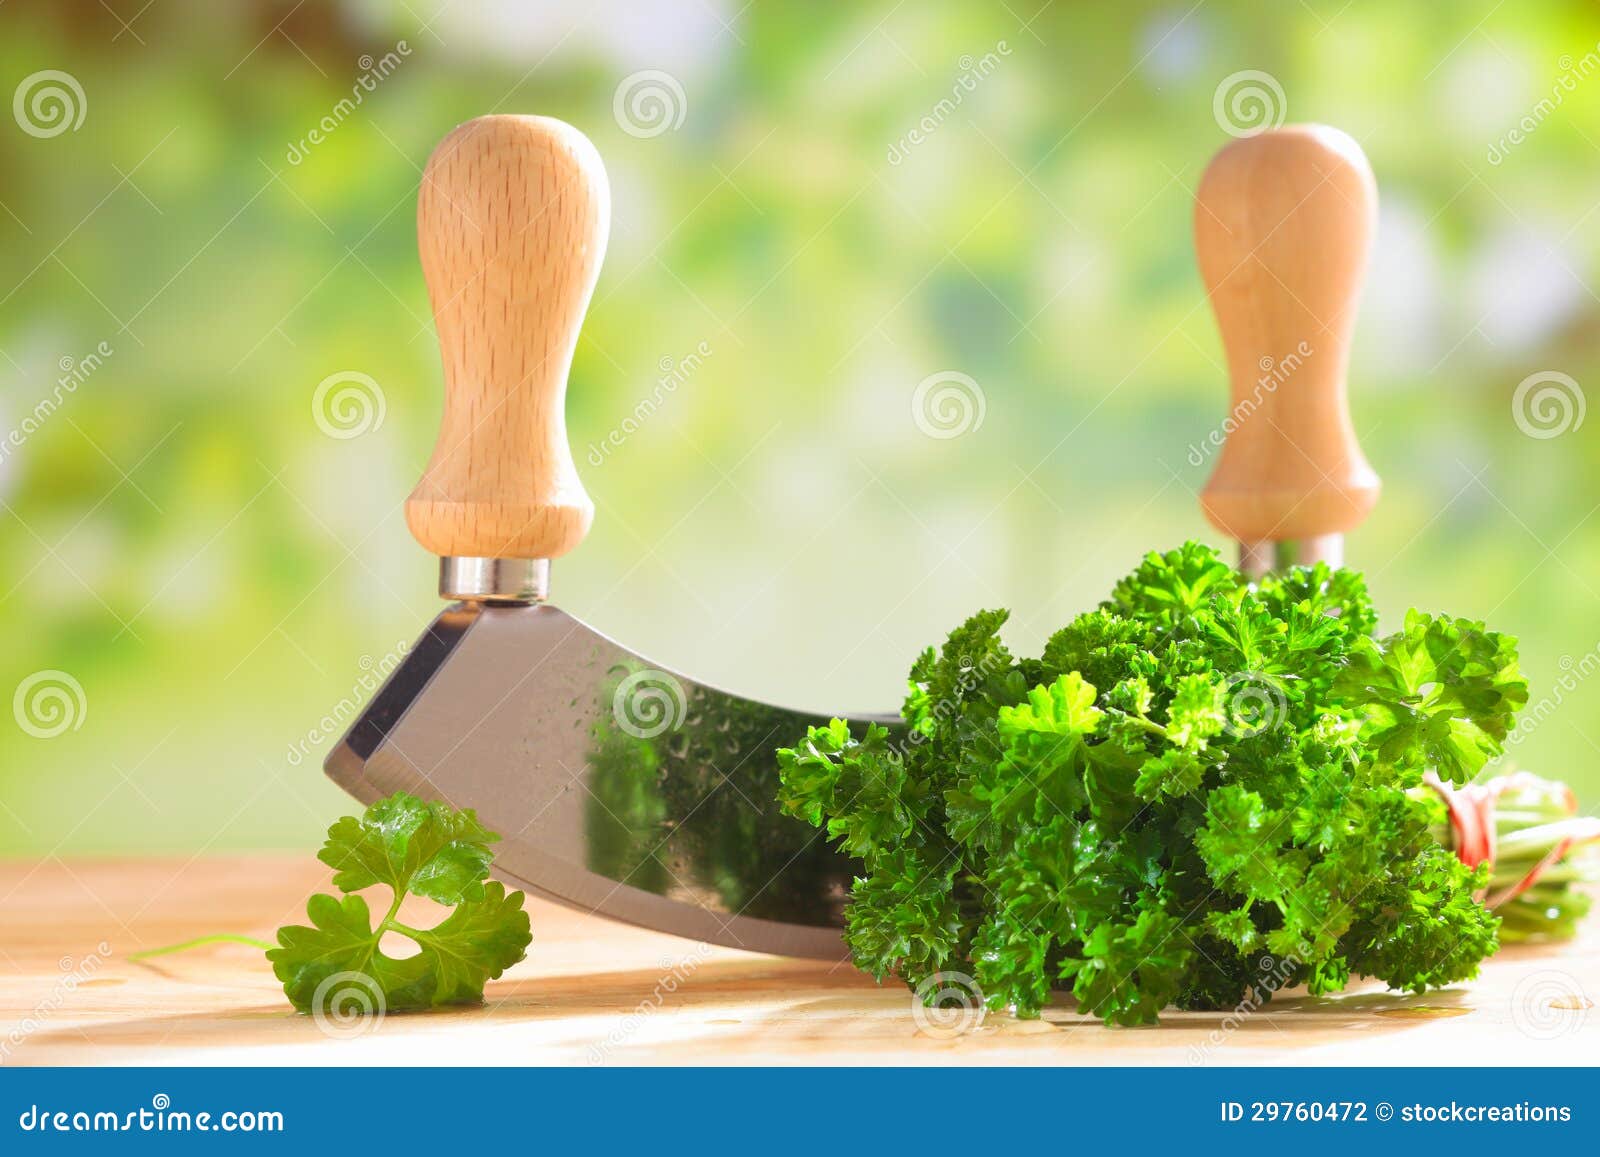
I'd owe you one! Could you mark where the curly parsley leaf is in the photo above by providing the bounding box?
[269,792,531,1014]
[1338,610,1528,783]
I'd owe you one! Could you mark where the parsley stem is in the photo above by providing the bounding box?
[128,933,273,961]
[360,887,413,960]
[1109,709,1167,738]
[378,888,407,933]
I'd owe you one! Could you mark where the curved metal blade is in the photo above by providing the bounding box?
[326,603,900,959]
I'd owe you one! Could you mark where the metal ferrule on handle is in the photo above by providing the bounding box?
[439,556,550,603]
[1237,534,1343,580]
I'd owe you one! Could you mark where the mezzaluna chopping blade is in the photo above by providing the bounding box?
[325,115,898,960]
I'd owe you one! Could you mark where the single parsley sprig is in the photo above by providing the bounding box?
[268,792,532,1013]
[778,542,1531,1026]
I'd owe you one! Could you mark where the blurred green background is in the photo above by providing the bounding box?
[3,0,1599,856]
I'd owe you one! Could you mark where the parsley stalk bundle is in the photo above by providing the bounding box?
[1421,770,1600,941]
[778,542,1538,1025]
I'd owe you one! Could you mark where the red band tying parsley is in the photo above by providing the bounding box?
[1425,771,1600,908]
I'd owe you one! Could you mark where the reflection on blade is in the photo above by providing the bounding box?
[325,602,901,959]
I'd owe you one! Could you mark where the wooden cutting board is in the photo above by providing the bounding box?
[1,856,1594,1065]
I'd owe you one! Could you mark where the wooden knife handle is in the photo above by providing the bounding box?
[1194,124,1379,562]
[406,115,609,563]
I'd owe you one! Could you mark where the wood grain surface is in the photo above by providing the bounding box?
[405,115,607,562]
[1,857,1594,1066]
[1196,124,1381,546]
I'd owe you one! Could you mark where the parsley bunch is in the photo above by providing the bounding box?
[778,543,1529,1025]
[269,792,532,1013]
